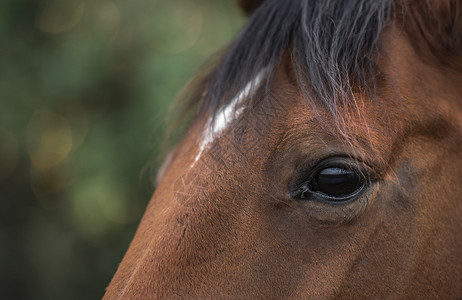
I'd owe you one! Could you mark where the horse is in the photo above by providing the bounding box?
[104,0,462,298]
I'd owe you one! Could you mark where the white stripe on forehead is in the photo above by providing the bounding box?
[191,69,268,167]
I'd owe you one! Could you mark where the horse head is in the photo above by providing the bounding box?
[104,0,462,298]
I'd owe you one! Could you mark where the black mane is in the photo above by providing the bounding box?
[186,0,394,122]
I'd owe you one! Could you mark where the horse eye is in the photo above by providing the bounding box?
[310,167,365,199]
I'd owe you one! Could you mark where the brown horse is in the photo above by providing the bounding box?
[104,0,462,298]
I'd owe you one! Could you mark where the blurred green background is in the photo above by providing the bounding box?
[0,0,243,299]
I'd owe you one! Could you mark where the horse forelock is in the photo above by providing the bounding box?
[175,0,461,138]
[187,0,393,129]
[401,0,462,68]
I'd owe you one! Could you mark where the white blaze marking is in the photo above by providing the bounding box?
[192,69,267,167]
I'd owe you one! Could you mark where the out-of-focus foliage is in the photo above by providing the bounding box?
[0,0,243,298]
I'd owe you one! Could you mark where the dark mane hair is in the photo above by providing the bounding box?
[156,0,461,181]
[185,0,394,124]
[174,0,461,134]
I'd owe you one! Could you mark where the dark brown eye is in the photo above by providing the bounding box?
[290,160,370,203]
[311,167,364,199]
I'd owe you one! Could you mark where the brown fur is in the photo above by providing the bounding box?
[103,1,462,298]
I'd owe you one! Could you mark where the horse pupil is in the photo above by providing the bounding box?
[315,167,362,197]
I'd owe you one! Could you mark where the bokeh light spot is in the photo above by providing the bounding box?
[27,110,73,170]
[193,6,234,56]
[97,190,134,224]
[151,1,203,54]
[30,163,73,199]
[94,1,120,44]
[71,176,119,239]
[36,0,86,34]
[55,98,89,150]
[0,127,19,182]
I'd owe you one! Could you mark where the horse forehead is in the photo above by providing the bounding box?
[193,69,268,163]
[191,66,358,168]
[187,31,432,175]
